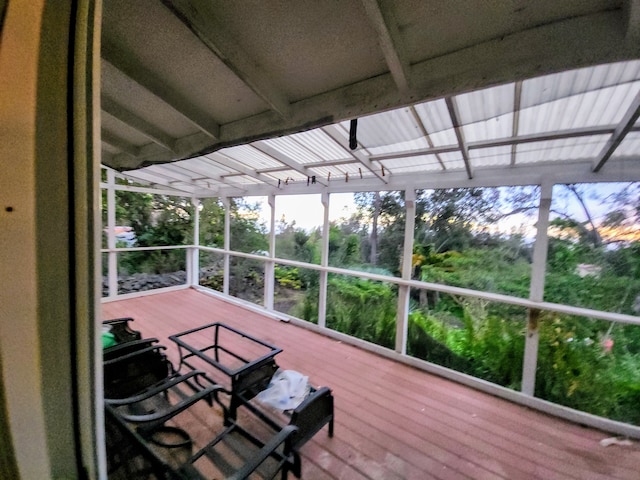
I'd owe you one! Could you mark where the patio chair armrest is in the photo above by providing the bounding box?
[103,337,160,360]
[102,316,135,326]
[105,370,214,405]
[102,317,142,344]
[289,386,334,449]
[112,382,223,428]
[103,344,167,367]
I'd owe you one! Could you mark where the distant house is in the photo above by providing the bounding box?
[105,226,136,247]
[576,263,602,278]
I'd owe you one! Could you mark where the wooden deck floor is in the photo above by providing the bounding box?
[102,288,640,480]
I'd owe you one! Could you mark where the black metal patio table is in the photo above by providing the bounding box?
[169,322,282,399]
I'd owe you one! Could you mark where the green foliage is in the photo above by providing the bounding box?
[274,266,302,290]
[534,314,621,417]
[229,257,264,304]
[416,187,500,253]
[405,231,640,423]
[199,198,225,247]
[107,182,640,426]
[325,276,397,348]
[419,247,532,298]
[229,198,269,254]
[112,193,193,274]
[407,302,525,389]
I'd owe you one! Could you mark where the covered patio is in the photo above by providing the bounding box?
[4,2,640,479]
[102,288,640,480]
[98,2,640,475]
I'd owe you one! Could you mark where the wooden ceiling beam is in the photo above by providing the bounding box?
[162,0,291,118]
[103,11,640,171]
[101,131,139,157]
[408,105,446,170]
[251,142,328,186]
[593,89,640,172]
[360,0,411,93]
[321,124,388,183]
[101,96,177,152]
[102,43,220,139]
[445,96,473,179]
[203,152,281,188]
[510,81,523,166]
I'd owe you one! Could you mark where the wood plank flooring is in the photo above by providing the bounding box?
[102,289,640,480]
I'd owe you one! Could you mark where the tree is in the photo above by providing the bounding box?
[199,198,225,247]
[354,191,406,272]
[229,198,268,254]
[415,187,500,253]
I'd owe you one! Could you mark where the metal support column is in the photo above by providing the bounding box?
[318,192,330,328]
[107,169,118,297]
[396,189,416,354]
[190,197,200,286]
[521,182,554,396]
[264,195,276,310]
[223,197,231,296]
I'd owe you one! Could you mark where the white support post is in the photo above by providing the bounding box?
[521,182,554,396]
[190,197,200,286]
[264,195,276,310]
[107,169,118,297]
[223,197,231,296]
[318,192,330,328]
[396,189,416,354]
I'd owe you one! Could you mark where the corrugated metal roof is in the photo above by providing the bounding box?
[469,146,512,167]
[222,145,283,170]
[614,131,640,158]
[516,136,610,164]
[412,98,455,137]
[289,129,352,161]
[115,60,640,197]
[456,84,515,125]
[378,155,444,173]
[260,136,322,165]
[367,137,431,155]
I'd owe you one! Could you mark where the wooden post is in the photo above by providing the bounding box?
[318,192,330,328]
[522,182,553,396]
[107,169,118,297]
[223,197,231,295]
[396,189,416,354]
[190,197,200,286]
[264,195,276,310]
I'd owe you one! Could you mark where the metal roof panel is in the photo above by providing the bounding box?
[223,145,284,169]
[378,155,444,173]
[515,135,610,163]
[469,146,512,167]
[289,129,352,161]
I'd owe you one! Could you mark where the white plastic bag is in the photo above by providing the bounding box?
[256,369,310,411]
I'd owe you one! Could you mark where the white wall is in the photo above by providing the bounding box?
[0,1,100,478]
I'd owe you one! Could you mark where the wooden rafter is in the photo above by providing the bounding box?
[101,131,139,158]
[409,105,446,170]
[251,142,328,186]
[510,81,522,166]
[102,42,220,139]
[204,152,280,188]
[593,89,640,172]
[360,0,411,93]
[321,124,388,183]
[445,96,473,179]
[102,96,176,152]
[162,0,291,118]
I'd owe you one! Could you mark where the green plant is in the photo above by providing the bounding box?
[325,276,397,348]
[274,266,302,289]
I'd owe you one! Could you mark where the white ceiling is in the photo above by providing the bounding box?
[101,0,640,196]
